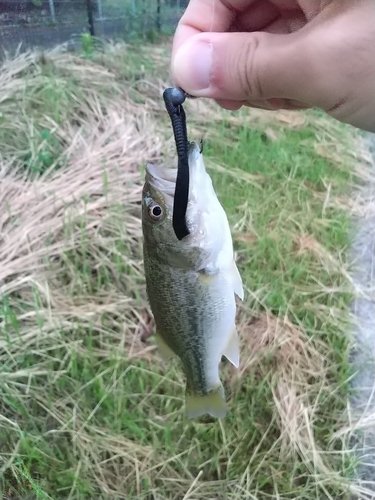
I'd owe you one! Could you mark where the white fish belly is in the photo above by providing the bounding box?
[197,272,237,390]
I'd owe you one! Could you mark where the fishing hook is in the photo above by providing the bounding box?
[163,87,193,241]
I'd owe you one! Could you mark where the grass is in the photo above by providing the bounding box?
[0,40,373,499]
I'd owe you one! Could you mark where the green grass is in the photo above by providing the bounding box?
[0,40,369,499]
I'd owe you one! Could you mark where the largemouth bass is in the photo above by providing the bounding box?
[142,141,244,419]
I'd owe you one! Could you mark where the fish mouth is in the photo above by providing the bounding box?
[145,143,201,194]
[145,142,202,223]
[145,162,177,206]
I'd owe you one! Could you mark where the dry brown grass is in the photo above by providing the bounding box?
[235,313,328,466]
[0,52,174,496]
[0,112,155,338]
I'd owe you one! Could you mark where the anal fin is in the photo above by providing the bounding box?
[155,332,176,362]
[231,259,244,300]
[223,325,240,368]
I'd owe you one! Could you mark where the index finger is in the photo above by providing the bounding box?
[172,0,256,56]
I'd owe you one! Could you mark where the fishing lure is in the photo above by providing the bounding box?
[162,87,192,241]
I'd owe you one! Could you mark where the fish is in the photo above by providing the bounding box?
[141,141,244,419]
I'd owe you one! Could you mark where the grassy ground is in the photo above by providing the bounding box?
[0,39,372,499]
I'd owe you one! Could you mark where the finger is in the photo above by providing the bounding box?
[214,96,311,113]
[214,99,245,110]
[214,99,282,111]
[172,0,265,62]
[229,0,281,32]
[215,99,273,111]
[171,31,315,104]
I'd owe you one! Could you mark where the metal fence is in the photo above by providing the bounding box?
[0,0,187,54]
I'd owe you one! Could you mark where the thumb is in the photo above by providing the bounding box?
[171,31,320,107]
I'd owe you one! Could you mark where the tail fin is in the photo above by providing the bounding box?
[185,385,227,419]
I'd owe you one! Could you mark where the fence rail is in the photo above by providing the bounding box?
[0,0,186,54]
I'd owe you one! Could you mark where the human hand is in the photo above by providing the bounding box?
[171,0,375,132]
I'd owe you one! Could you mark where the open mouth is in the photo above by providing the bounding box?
[145,163,177,200]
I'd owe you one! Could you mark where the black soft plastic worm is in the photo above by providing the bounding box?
[163,87,191,241]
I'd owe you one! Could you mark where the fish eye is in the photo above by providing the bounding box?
[148,203,163,221]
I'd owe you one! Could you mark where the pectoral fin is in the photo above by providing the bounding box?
[155,332,176,362]
[231,259,244,300]
[223,325,240,368]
